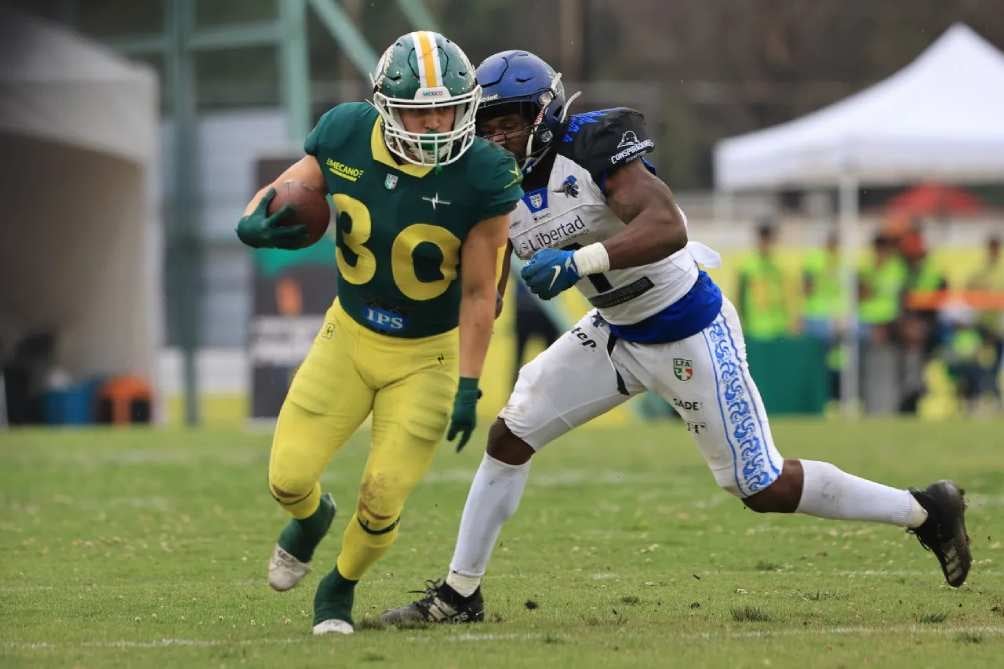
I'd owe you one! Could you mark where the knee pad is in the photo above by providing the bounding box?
[355,496,401,535]
[268,477,315,508]
[355,471,407,527]
[355,511,400,536]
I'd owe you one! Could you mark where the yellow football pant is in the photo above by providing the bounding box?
[268,300,458,580]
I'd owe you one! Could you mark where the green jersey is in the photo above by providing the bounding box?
[305,102,522,338]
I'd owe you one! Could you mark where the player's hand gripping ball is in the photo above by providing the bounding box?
[236,181,330,250]
[267,180,331,248]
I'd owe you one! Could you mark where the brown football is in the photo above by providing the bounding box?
[268,180,331,247]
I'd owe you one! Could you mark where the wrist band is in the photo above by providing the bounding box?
[572,242,610,275]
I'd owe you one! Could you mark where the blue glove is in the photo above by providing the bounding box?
[520,248,580,300]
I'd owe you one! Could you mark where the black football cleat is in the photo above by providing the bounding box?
[908,480,972,587]
[380,580,485,625]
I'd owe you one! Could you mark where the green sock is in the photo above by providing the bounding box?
[313,567,357,625]
[277,493,335,562]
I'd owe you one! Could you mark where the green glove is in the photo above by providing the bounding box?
[235,187,309,249]
[447,376,481,452]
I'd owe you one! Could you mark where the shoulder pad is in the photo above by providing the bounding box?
[304,102,377,157]
[557,107,655,186]
[465,138,523,219]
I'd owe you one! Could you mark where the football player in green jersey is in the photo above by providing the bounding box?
[235,31,522,636]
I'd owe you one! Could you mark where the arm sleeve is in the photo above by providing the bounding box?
[564,108,656,188]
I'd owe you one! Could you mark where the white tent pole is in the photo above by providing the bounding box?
[838,174,860,416]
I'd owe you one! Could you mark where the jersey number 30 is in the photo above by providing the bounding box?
[332,193,461,301]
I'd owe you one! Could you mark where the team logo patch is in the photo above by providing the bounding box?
[384,174,398,190]
[505,162,522,189]
[421,193,451,210]
[555,175,579,198]
[523,188,549,214]
[609,134,655,165]
[321,322,336,339]
[617,130,639,148]
[673,358,693,381]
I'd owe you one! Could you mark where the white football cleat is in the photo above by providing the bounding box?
[268,545,310,591]
[312,619,354,635]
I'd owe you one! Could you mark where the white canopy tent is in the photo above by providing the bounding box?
[713,23,1004,411]
[0,8,161,408]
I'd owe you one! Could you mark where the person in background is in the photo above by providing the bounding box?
[858,233,907,344]
[964,235,1004,406]
[801,231,845,400]
[898,229,948,413]
[738,224,791,341]
[857,233,908,414]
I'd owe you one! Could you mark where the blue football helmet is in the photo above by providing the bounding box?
[475,50,578,172]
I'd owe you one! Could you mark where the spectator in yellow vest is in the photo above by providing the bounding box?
[738,224,791,341]
[900,230,948,350]
[970,235,1003,284]
[898,230,948,413]
[802,232,845,339]
[802,232,846,400]
[858,234,907,344]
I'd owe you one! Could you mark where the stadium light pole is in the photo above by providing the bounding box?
[308,0,378,75]
[279,0,311,142]
[166,0,203,426]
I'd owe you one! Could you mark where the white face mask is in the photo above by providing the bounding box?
[373,87,483,166]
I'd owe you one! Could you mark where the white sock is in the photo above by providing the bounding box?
[446,453,531,597]
[796,459,928,528]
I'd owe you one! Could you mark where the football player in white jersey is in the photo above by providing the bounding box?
[381,51,971,625]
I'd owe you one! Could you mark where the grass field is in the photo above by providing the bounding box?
[2,419,1003,668]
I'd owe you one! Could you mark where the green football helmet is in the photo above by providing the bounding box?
[371,31,481,166]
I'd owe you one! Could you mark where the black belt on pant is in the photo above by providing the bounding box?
[605,332,629,396]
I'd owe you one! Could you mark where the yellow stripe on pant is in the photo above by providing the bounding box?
[268,299,458,580]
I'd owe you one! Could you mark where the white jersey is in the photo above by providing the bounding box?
[508,108,717,326]
[500,109,777,499]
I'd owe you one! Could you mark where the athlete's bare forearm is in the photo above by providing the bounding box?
[494,241,514,318]
[601,160,688,270]
[458,289,496,378]
[458,214,510,378]
[243,156,324,216]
